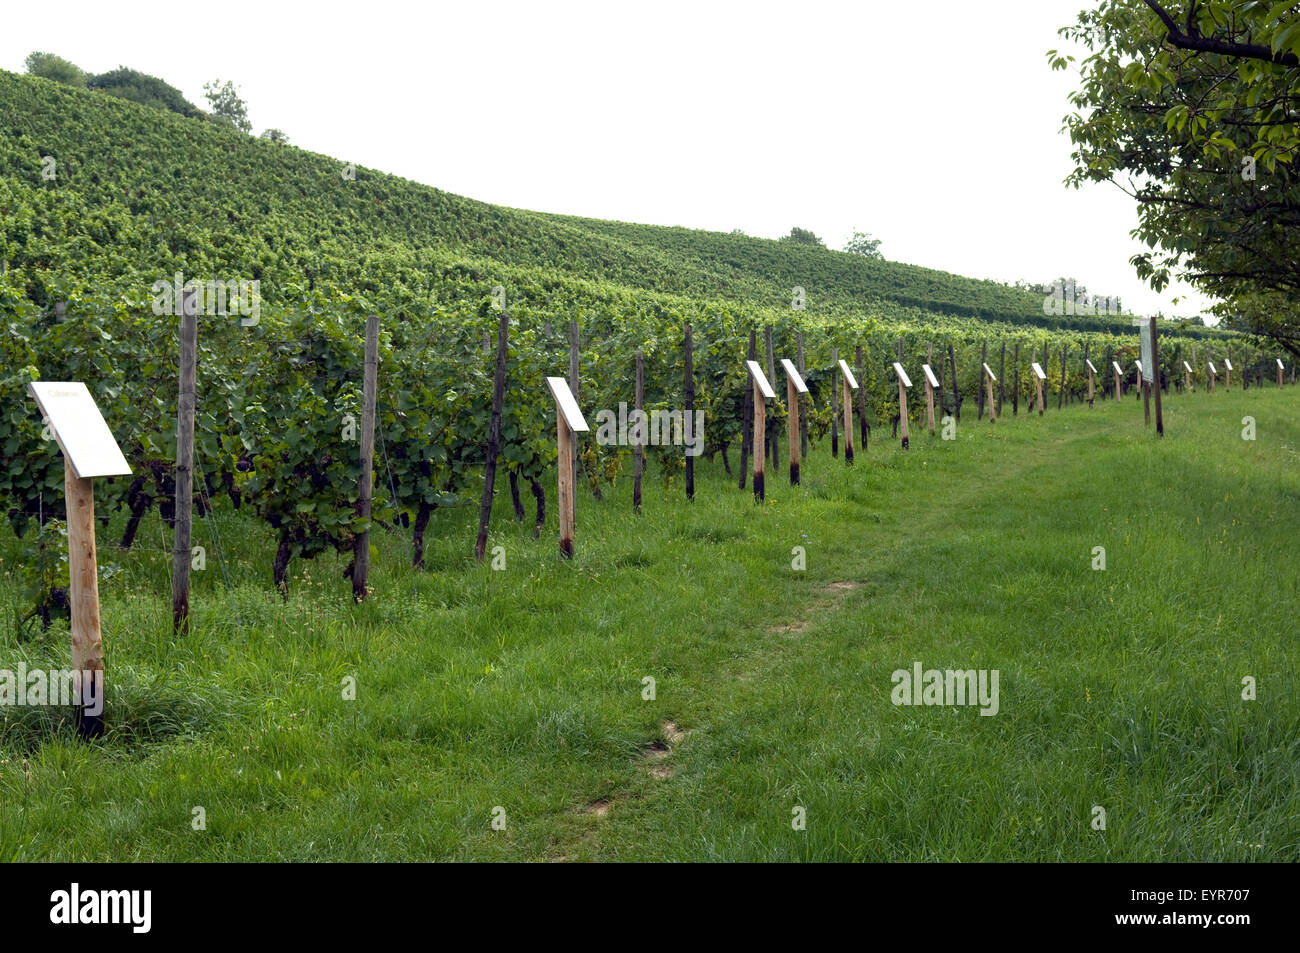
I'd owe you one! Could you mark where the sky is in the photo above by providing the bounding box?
[1,0,1216,320]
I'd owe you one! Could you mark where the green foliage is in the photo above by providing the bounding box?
[23,52,86,87]
[843,229,882,258]
[260,128,289,143]
[779,226,825,247]
[88,67,202,118]
[1055,0,1300,351]
[203,79,251,133]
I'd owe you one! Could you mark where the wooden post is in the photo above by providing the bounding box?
[1210,364,1217,393]
[172,289,197,634]
[1036,369,1045,415]
[1226,358,1231,393]
[894,363,912,450]
[796,332,808,461]
[925,373,936,435]
[1114,362,1121,401]
[66,458,104,738]
[948,342,959,420]
[358,315,381,591]
[557,413,574,556]
[30,382,131,739]
[765,326,778,473]
[978,342,987,420]
[1013,342,1020,416]
[634,350,644,511]
[841,374,853,463]
[739,330,755,490]
[787,373,801,485]
[985,364,997,423]
[1058,345,1067,410]
[830,346,840,458]
[568,321,581,507]
[856,344,868,451]
[1152,316,1163,437]
[684,326,695,501]
[1279,360,1285,389]
[1087,362,1095,405]
[1185,363,1192,393]
[547,377,588,558]
[753,377,766,501]
[998,341,1006,417]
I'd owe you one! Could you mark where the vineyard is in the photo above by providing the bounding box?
[1,65,1298,864]
[0,69,1288,603]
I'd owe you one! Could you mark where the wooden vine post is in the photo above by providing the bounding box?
[838,358,859,463]
[685,325,695,501]
[1032,361,1046,415]
[1225,357,1233,393]
[545,377,589,558]
[1086,359,1096,406]
[1279,358,1286,389]
[1184,360,1193,393]
[983,362,998,423]
[358,315,381,593]
[922,364,939,434]
[1012,342,1020,415]
[1137,359,1150,426]
[633,350,644,512]
[173,288,197,633]
[28,382,132,738]
[739,330,756,490]
[893,362,912,449]
[1112,360,1123,401]
[998,341,1006,417]
[780,358,808,485]
[1058,345,1068,410]
[764,326,778,473]
[747,360,775,501]
[1209,361,1217,393]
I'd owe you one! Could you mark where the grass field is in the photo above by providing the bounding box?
[1,386,1296,862]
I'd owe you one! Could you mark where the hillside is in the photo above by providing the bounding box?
[0,68,1170,335]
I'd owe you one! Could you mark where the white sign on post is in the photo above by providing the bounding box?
[545,377,590,432]
[779,358,809,394]
[28,382,132,478]
[983,362,997,382]
[892,363,912,388]
[838,358,859,390]
[1279,359,1286,370]
[1184,361,1193,373]
[746,360,775,399]
[1134,360,1143,376]
[1208,361,1218,375]
[1224,358,1233,372]
[1031,362,1047,381]
[922,364,939,389]
[1086,359,1097,374]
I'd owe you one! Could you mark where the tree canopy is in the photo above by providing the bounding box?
[1054,0,1300,351]
[24,52,87,87]
[843,229,883,258]
[779,226,825,247]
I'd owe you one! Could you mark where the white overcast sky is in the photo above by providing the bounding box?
[2,0,1215,319]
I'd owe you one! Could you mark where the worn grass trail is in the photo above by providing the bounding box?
[1,387,1296,861]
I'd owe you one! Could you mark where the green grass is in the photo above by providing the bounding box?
[1,386,1297,861]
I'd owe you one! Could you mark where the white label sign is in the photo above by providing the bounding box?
[838,358,859,390]
[1031,362,1047,381]
[1224,358,1233,371]
[1279,359,1286,370]
[545,377,590,432]
[779,358,809,394]
[1184,361,1193,373]
[1112,361,1123,376]
[922,364,939,389]
[746,360,775,399]
[1086,359,1097,374]
[983,362,997,382]
[28,382,132,479]
[892,363,912,388]
[1208,362,1217,375]
[1134,360,1143,375]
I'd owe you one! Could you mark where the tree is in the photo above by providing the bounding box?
[260,128,290,144]
[24,52,86,87]
[1053,1,1300,352]
[204,79,251,133]
[779,227,824,248]
[89,67,202,117]
[843,229,883,258]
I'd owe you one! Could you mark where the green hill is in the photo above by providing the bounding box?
[0,67,1157,334]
